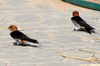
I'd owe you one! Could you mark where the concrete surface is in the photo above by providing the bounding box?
[0,0,100,66]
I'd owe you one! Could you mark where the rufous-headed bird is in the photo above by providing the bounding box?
[71,11,95,34]
[8,25,39,45]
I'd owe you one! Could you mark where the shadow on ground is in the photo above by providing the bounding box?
[13,42,38,47]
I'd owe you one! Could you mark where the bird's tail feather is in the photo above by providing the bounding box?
[25,38,39,43]
[85,28,96,34]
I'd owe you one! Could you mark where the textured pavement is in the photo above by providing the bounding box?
[0,0,100,66]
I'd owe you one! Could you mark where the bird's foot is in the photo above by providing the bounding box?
[13,42,19,45]
[13,42,24,46]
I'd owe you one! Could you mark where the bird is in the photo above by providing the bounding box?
[71,11,95,34]
[8,25,39,45]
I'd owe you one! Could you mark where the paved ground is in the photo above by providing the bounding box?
[0,0,100,66]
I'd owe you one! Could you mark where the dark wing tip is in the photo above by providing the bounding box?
[32,39,39,44]
[35,40,39,43]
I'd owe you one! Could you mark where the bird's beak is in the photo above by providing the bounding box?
[7,27,12,31]
[8,27,10,29]
[0,28,8,30]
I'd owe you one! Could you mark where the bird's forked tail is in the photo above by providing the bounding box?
[25,38,39,44]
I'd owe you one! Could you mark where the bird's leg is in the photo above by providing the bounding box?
[15,40,24,45]
[16,40,20,45]
[18,40,26,46]
[20,40,25,44]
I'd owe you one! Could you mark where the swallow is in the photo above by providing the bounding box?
[71,11,95,34]
[8,25,39,45]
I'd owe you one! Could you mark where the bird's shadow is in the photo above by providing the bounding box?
[73,29,92,34]
[13,42,38,48]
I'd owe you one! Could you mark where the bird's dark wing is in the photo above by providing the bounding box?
[71,16,86,26]
[71,16,94,29]
[10,31,29,40]
[10,31,39,43]
[71,16,95,34]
